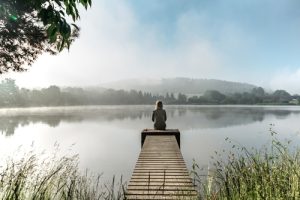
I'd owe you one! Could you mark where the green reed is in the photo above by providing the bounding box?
[192,126,300,199]
[0,151,125,200]
[2,126,300,200]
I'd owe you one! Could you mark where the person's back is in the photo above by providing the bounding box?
[152,101,167,130]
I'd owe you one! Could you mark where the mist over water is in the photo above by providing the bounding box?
[1,105,300,181]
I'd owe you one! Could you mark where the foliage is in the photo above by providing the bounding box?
[192,127,300,199]
[0,149,125,200]
[203,90,226,104]
[117,78,257,95]
[177,93,187,104]
[0,79,299,107]
[0,0,91,73]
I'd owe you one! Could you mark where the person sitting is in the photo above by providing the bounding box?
[152,100,167,130]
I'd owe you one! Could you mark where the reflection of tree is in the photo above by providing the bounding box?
[201,108,224,120]
[0,118,19,136]
[272,110,291,119]
[0,114,82,136]
[189,107,293,122]
[1,106,300,136]
[177,109,187,117]
[168,106,300,130]
[0,107,155,136]
[168,109,176,118]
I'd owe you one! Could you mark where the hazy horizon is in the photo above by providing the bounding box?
[1,0,300,93]
[0,77,287,95]
[2,76,258,88]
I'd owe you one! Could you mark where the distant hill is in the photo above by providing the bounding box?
[102,78,257,95]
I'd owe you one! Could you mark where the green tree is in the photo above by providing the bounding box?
[272,90,291,103]
[170,93,176,103]
[0,0,91,73]
[187,96,199,104]
[251,87,265,97]
[41,85,62,106]
[251,87,265,104]
[177,93,187,104]
[0,78,20,106]
[203,90,226,104]
[29,89,44,106]
[240,92,255,104]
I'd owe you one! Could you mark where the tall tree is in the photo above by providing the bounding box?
[177,93,187,104]
[0,78,19,106]
[0,0,91,73]
[272,90,291,103]
[203,90,226,104]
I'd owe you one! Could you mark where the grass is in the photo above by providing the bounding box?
[1,126,300,199]
[0,150,125,200]
[192,125,300,199]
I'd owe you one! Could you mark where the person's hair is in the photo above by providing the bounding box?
[155,100,163,109]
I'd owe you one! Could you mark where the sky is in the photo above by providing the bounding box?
[2,0,300,93]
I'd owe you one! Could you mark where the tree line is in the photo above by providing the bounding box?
[0,78,299,108]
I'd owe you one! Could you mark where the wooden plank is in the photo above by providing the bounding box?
[126,132,197,199]
[141,129,181,148]
[128,183,195,187]
[125,195,197,200]
[126,190,198,195]
[129,179,194,183]
[127,186,196,191]
[132,170,188,173]
[132,173,190,176]
[128,183,194,187]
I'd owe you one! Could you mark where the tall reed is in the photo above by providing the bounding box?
[192,126,300,199]
[0,151,125,200]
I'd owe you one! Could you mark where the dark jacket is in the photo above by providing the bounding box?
[152,108,167,130]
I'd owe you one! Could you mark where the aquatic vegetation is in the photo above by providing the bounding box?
[0,151,125,200]
[1,126,300,200]
[192,126,300,199]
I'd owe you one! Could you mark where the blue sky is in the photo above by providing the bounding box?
[3,0,300,93]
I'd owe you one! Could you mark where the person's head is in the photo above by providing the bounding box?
[155,100,163,109]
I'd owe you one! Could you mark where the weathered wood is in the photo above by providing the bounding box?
[125,195,197,200]
[126,131,197,199]
[141,129,181,148]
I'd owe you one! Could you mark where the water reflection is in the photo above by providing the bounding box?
[1,105,300,181]
[1,106,300,136]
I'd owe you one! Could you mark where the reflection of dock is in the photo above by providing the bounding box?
[126,129,197,199]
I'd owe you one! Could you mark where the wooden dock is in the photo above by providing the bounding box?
[126,129,197,200]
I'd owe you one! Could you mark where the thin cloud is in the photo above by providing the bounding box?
[2,0,222,88]
[270,68,300,94]
[1,0,300,94]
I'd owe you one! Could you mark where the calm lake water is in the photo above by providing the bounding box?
[1,105,300,182]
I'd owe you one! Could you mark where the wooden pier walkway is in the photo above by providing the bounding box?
[126,129,197,200]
